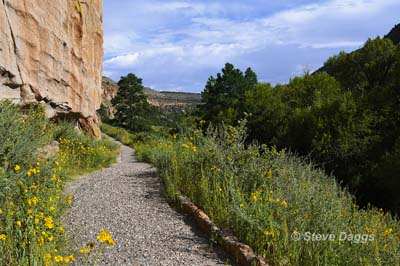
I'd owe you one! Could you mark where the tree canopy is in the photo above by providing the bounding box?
[200,63,258,125]
[111,73,151,132]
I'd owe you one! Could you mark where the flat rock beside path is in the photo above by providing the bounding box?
[64,141,229,266]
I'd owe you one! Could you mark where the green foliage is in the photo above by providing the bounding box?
[200,63,257,125]
[237,37,400,213]
[0,101,53,172]
[245,73,378,187]
[55,122,119,176]
[111,124,400,266]
[111,73,152,132]
[0,101,119,265]
[321,37,400,211]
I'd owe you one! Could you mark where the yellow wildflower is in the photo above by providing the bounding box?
[0,209,2,215]
[49,206,56,212]
[264,169,272,179]
[14,164,21,171]
[67,195,73,205]
[252,194,257,201]
[239,203,244,208]
[37,236,44,246]
[80,247,90,254]
[383,228,393,237]
[44,216,54,229]
[263,230,274,237]
[31,196,39,206]
[16,221,22,227]
[96,229,115,246]
[281,200,288,207]
[44,253,52,261]
[0,234,6,241]
[54,255,63,262]
[181,143,190,149]
[30,184,39,190]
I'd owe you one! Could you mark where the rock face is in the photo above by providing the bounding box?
[101,76,118,119]
[0,0,103,137]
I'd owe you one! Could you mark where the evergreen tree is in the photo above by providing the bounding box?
[200,63,257,125]
[111,73,151,132]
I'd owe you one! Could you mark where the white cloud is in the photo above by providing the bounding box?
[103,0,400,91]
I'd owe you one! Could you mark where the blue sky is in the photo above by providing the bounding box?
[103,0,400,92]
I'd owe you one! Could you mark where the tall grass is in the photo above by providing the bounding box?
[104,122,400,266]
[0,101,119,265]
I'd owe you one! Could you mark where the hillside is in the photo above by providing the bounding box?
[385,23,400,44]
[316,23,399,74]
[143,88,202,107]
[101,77,202,107]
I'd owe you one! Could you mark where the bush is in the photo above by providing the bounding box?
[116,122,400,266]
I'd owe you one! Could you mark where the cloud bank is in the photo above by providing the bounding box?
[103,0,400,92]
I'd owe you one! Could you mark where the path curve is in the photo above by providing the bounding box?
[64,141,228,266]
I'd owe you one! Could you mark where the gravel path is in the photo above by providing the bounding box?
[64,141,229,266]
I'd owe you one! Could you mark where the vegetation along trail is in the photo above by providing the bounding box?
[64,140,228,266]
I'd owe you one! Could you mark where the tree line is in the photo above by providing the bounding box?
[199,37,400,214]
[108,36,400,214]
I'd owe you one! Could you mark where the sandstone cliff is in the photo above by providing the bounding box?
[0,0,103,136]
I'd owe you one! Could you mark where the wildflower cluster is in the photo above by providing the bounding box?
[0,102,120,265]
[0,160,75,265]
[79,229,115,265]
[58,136,116,174]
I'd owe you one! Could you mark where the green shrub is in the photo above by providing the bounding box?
[114,122,400,266]
[56,123,119,176]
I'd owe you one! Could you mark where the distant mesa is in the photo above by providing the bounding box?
[101,77,201,108]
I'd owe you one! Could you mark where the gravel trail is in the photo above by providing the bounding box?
[64,141,228,266]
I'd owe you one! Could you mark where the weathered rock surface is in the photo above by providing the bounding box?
[100,76,118,119]
[0,0,103,136]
